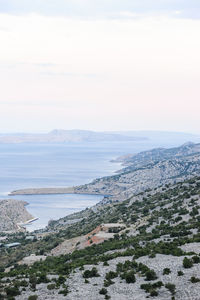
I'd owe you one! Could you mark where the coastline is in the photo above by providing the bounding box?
[8,187,105,196]
[18,217,39,226]
[8,155,124,197]
[17,217,39,230]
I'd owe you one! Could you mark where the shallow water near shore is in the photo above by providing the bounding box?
[0,137,198,231]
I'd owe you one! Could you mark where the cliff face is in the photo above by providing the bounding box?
[0,199,33,231]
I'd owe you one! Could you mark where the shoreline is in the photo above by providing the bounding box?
[9,187,75,196]
[8,188,105,197]
[17,217,39,229]
[8,156,123,197]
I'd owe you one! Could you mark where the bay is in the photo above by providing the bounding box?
[0,137,197,231]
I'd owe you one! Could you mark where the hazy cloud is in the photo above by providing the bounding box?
[0,10,200,133]
[0,0,199,19]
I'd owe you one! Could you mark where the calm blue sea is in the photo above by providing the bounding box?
[0,137,197,231]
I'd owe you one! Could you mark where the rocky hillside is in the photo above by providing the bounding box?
[1,176,200,299]
[73,143,200,202]
[1,143,200,299]
[0,199,33,231]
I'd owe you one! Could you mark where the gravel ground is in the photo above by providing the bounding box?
[16,253,200,300]
[179,242,200,254]
[137,254,200,300]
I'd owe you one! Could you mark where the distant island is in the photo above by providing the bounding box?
[0,129,147,143]
[0,129,199,144]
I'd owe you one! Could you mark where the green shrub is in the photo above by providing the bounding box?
[104,279,114,287]
[150,290,158,297]
[192,256,200,264]
[28,296,38,300]
[183,257,193,269]
[140,283,152,293]
[99,288,107,295]
[6,286,21,297]
[124,270,136,284]
[57,276,66,285]
[29,274,37,290]
[105,271,117,281]
[83,267,100,278]
[58,287,69,296]
[47,283,56,290]
[190,276,200,283]
[165,283,176,295]
[145,270,157,281]
[177,271,184,276]
[19,280,28,287]
[140,281,163,293]
[163,268,171,275]
[37,273,50,284]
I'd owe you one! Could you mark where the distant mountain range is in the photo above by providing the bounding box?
[0,129,147,143]
[0,129,199,144]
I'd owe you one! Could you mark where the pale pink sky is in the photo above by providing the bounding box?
[0,13,200,133]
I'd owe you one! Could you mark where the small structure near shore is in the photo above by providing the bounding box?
[5,242,21,248]
[25,235,36,241]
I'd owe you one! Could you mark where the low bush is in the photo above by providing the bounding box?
[190,276,200,283]
[99,288,107,295]
[163,268,171,275]
[83,267,100,278]
[183,257,193,269]
[145,270,157,281]
[165,283,176,295]
[28,296,38,300]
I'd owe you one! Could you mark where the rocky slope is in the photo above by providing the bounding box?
[72,142,200,202]
[0,199,34,231]
[1,176,200,299]
[1,143,200,299]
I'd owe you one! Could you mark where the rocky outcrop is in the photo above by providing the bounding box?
[0,199,34,231]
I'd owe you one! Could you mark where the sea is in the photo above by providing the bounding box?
[0,136,199,231]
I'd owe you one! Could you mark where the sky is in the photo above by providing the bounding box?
[0,1,200,133]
